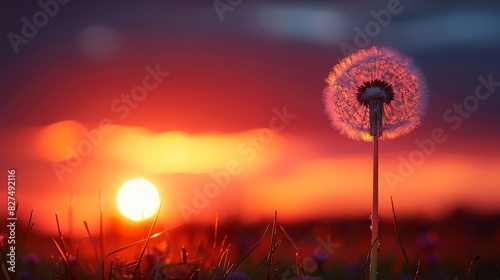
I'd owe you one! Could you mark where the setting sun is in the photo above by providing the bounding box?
[117,178,161,221]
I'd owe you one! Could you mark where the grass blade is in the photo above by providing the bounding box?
[132,201,162,278]
[365,236,378,280]
[266,211,278,280]
[211,213,219,270]
[413,258,421,280]
[17,209,35,269]
[391,196,413,278]
[91,224,181,280]
[226,224,270,277]
[83,221,99,266]
[55,213,68,259]
[52,238,76,278]
[467,254,480,280]
[190,269,200,280]
[280,225,305,276]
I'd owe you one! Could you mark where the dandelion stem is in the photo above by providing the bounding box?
[368,99,384,137]
[369,135,379,280]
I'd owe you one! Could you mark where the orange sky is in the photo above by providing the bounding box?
[1,121,499,236]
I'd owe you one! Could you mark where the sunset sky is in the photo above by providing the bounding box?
[1,0,500,236]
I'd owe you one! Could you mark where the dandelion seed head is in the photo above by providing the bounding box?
[362,87,387,100]
[357,79,395,106]
[323,46,428,141]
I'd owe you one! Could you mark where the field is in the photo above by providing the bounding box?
[2,207,499,279]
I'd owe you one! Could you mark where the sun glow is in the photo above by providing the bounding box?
[117,178,161,221]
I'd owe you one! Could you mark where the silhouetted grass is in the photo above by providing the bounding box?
[3,206,500,279]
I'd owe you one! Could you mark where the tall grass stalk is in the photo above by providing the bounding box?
[132,201,162,278]
[391,197,419,279]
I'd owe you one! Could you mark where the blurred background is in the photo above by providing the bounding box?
[1,0,499,278]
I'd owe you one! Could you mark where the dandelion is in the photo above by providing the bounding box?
[323,46,428,279]
[323,46,428,141]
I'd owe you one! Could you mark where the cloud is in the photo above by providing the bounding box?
[34,122,286,174]
[102,127,285,174]
[252,4,349,44]
[388,9,500,51]
[78,25,122,61]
